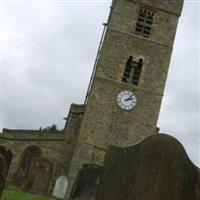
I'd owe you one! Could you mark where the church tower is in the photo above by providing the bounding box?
[66,0,184,197]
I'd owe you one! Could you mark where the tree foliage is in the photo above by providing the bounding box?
[40,124,57,132]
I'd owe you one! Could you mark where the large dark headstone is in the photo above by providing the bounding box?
[70,164,102,200]
[96,134,200,200]
[0,146,13,197]
[24,157,53,195]
[13,145,41,186]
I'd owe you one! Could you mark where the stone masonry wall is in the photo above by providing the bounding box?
[0,130,68,195]
[0,104,85,197]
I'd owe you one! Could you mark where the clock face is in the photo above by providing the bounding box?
[117,90,137,110]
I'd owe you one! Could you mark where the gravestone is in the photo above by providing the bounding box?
[0,146,13,197]
[96,134,200,200]
[13,146,41,186]
[24,157,53,195]
[0,154,6,197]
[69,164,102,200]
[52,175,68,199]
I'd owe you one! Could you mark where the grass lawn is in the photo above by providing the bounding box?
[2,186,55,200]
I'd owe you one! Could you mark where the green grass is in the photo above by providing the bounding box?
[2,186,55,200]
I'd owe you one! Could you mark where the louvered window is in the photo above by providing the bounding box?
[135,8,155,38]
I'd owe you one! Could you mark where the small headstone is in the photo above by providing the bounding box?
[52,175,68,199]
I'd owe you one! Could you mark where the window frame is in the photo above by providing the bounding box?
[122,56,143,86]
[135,8,155,38]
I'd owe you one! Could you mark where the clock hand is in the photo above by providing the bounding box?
[125,97,133,101]
[125,94,134,101]
[125,99,136,105]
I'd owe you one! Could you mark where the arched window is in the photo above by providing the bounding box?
[122,56,143,86]
[21,146,41,178]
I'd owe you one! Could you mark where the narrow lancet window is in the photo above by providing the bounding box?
[135,8,155,38]
[122,57,143,86]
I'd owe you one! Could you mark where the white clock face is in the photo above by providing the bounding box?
[117,90,137,110]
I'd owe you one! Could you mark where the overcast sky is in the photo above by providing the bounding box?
[0,0,199,167]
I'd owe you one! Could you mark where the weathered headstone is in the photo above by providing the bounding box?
[96,134,200,200]
[13,145,41,186]
[0,154,6,197]
[69,164,102,200]
[0,146,13,197]
[52,175,68,199]
[24,157,53,195]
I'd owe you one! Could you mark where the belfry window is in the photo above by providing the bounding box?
[135,8,155,38]
[122,56,143,86]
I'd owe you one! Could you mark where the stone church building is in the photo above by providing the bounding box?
[0,0,187,199]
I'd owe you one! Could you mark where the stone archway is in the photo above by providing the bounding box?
[52,175,68,199]
[13,145,41,187]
